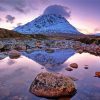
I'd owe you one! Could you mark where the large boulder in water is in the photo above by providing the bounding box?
[30,72,76,98]
[8,50,21,59]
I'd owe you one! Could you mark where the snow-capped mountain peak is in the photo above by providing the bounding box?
[14,14,81,35]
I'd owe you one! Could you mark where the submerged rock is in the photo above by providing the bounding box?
[70,63,78,68]
[65,67,73,71]
[30,72,76,98]
[8,50,21,59]
[84,67,88,69]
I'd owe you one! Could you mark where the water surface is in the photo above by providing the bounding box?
[0,50,100,100]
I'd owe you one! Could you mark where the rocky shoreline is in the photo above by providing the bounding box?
[0,39,100,58]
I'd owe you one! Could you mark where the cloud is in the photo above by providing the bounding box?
[17,23,22,27]
[94,28,100,33]
[78,28,89,34]
[14,7,25,13]
[95,28,100,31]
[43,5,71,18]
[0,0,26,13]
[0,0,25,6]
[6,15,15,23]
[0,0,51,14]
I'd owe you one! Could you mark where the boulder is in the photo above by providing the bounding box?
[8,50,21,59]
[15,45,26,51]
[30,72,76,98]
[70,63,78,68]
[0,53,7,60]
[77,49,83,54]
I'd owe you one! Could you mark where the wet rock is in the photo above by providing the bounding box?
[30,72,76,98]
[77,49,83,54]
[84,67,88,69]
[70,63,78,68]
[15,45,26,51]
[45,48,55,53]
[8,50,21,59]
[0,41,4,49]
[95,72,100,78]
[26,49,33,54]
[2,44,11,51]
[65,67,73,71]
[0,53,7,60]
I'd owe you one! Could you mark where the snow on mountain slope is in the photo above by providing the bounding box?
[14,14,81,35]
[95,33,100,36]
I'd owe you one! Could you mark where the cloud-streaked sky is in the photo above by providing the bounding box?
[0,0,100,34]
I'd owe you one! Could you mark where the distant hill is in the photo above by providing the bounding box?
[14,14,81,35]
[0,28,28,38]
[0,28,49,39]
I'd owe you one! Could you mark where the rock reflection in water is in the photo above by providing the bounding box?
[62,53,100,100]
[44,97,70,100]
[7,59,16,65]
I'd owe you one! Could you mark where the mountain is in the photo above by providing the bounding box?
[14,14,81,35]
[95,33,100,36]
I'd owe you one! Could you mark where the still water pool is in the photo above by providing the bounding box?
[0,49,100,100]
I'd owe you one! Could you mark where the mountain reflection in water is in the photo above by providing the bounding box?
[0,50,100,100]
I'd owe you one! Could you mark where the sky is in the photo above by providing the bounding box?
[0,0,100,34]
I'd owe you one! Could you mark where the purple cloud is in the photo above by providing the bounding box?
[14,7,25,13]
[0,0,26,13]
[6,15,15,23]
[0,0,25,7]
[43,5,71,18]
